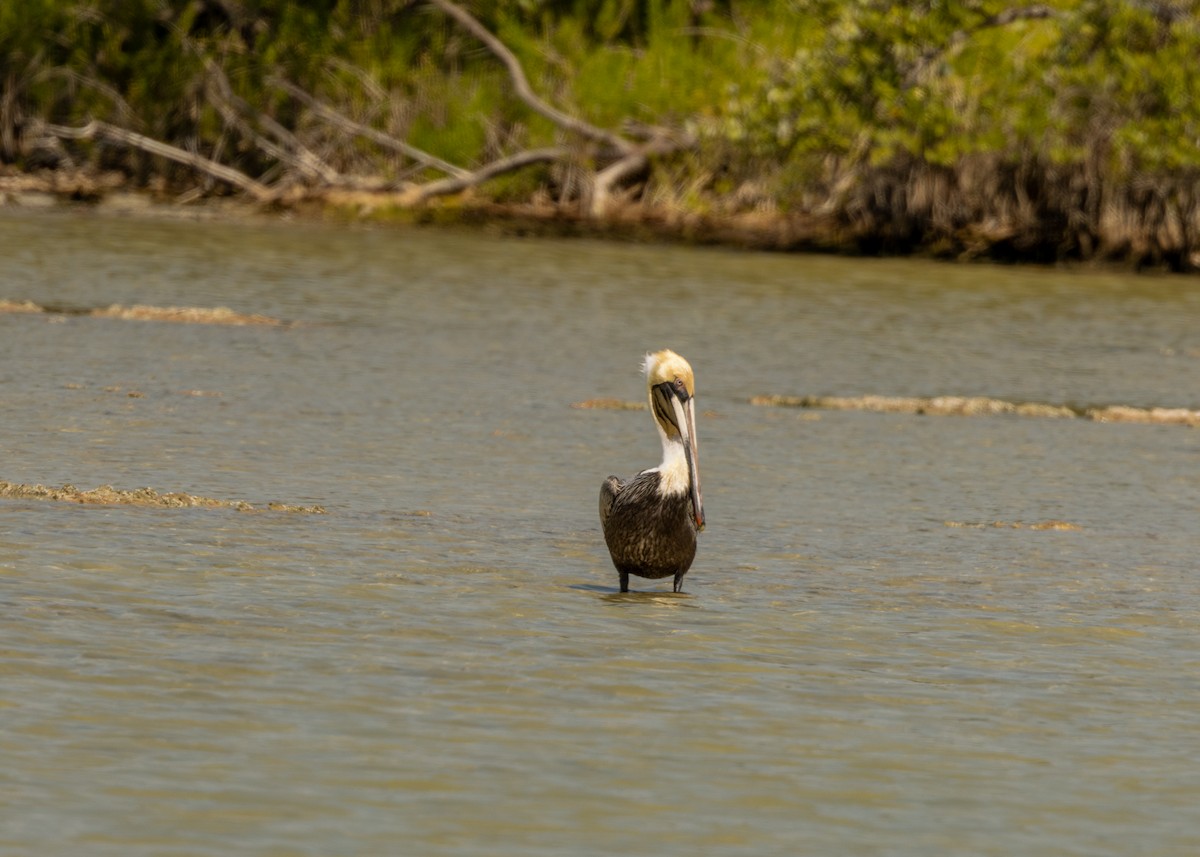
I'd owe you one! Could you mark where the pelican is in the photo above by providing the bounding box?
[599,349,705,593]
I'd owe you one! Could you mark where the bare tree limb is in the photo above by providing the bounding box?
[205,60,340,185]
[427,0,633,154]
[407,145,567,202]
[589,130,691,216]
[37,66,139,126]
[1,72,20,162]
[590,153,648,217]
[268,76,472,179]
[427,0,703,216]
[41,120,273,200]
[169,23,340,187]
[78,1,693,213]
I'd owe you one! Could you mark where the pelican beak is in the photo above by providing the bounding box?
[658,382,705,532]
[684,397,705,531]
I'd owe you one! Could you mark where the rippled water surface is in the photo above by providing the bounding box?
[2,208,1199,855]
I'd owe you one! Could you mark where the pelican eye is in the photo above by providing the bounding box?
[673,377,689,400]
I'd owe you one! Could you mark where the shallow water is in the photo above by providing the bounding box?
[2,208,1198,855]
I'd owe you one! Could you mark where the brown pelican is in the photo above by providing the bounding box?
[599,349,705,592]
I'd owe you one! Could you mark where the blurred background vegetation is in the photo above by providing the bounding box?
[2,0,1198,267]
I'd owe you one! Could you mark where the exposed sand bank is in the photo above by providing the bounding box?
[0,481,324,513]
[1,299,290,327]
[751,394,1200,427]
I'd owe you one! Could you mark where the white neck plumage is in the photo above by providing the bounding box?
[654,430,692,497]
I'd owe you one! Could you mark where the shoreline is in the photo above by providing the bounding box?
[3,169,1191,273]
[0,168,850,253]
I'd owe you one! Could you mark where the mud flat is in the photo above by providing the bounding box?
[571,398,646,411]
[751,394,1200,427]
[0,300,290,327]
[0,481,324,513]
[944,520,1083,531]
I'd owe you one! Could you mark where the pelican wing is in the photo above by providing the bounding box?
[599,475,624,533]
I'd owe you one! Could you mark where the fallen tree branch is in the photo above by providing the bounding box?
[42,119,273,199]
[269,75,471,179]
[428,0,702,216]
[590,152,648,217]
[407,145,567,202]
[427,0,633,155]
[590,132,689,216]
[205,60,340,185]
[39,5,686,209]
[37,67,140,126]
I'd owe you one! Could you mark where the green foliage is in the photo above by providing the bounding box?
[720,0,1200,178]
[1047,0,1200,173]
[2,0,1199,262]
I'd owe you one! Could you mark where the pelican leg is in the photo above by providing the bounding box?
[619,571,629,593]
[673,573,684,593]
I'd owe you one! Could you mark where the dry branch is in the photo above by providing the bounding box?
[42,119,273,199]
[427,0,632,155]
[427,0,696,216]
[38,4,692,212]
[590,130,691,216]
[269,76,470,179]
[273,74,569,203]
[38,67,139,126]
[407,145,567,202]
[205,60,339,185]
[591,152,649,217]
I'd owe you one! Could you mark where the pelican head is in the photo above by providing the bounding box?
[643,349,705,531]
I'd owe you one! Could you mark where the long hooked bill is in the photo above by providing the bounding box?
[671,393,705,531]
